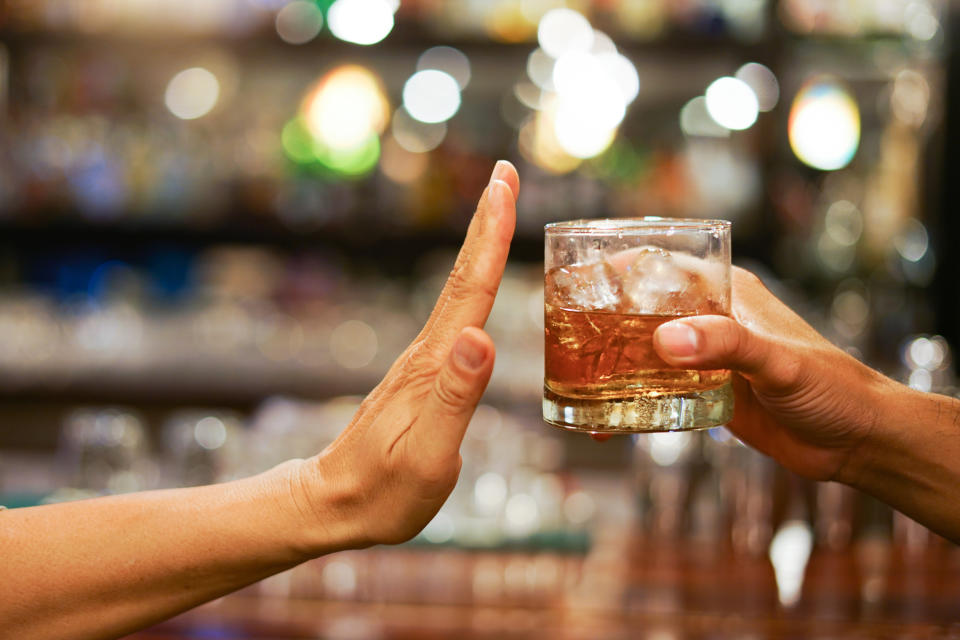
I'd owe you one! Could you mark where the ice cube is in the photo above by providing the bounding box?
[545,261,623,311]
[611,246,726,315]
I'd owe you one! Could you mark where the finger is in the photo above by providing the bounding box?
[348,163,516,427]
[653,315,799,391]
[411,327,495,453]
[417,161,518,354]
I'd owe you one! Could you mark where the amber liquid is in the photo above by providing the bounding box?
[544,305,730,400]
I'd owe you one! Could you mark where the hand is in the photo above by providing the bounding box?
[291,161,519,552]
[650,267,890,482]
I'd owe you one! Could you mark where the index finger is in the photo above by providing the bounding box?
[416,160,519,356]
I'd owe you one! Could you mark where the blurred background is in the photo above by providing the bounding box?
[0,0,958,637]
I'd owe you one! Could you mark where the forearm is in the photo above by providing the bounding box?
[0,460,337,640]
[847,379,960,543]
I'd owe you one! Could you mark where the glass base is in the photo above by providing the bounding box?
[542,381,734,433]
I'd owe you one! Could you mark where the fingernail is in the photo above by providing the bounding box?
[454,330,486,370]
[656,321,700,357]
[489,160,508,186]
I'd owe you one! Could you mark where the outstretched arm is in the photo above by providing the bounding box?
[0,161,520,640]
[652,267,960,543]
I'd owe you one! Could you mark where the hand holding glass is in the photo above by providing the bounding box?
[543,218,733,433]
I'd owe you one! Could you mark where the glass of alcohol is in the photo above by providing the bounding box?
[543,218,733,433]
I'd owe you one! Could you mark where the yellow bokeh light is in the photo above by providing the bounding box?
[301,65,389,152]
[518,100,581,174]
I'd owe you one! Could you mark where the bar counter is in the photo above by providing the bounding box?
[133,535,960,639]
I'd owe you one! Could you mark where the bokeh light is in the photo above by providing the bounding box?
[504,493,540,537]
[281,117,318,164]
[649,431,691,466]
[537,8,593,58]
[403,70,462,124]
[891,69,931,127]
[905,1,940,40]
[330,319,378,369]
[894,218,929,263]
[275,1,323,44]
[391,106,447,152]
[474,471,508,515]
[380,135,429,183]
[302,65,389,151]
[545,33,636,159]
[824,200,863,246]
[164,67,220,120]
[554,93,620,158]
[598,52,640,104]
[194,416,227,450]
[769,520,813,607]
[526,48,556,91]
[282,64,388,176]
[680,96,729,138]
[735,62,779,112]
[788,79,860,171]
[314,133,381,176]
[705,76,759,131]
[417,46,472,90]
[518,101,581,174]
[327,0,395,46]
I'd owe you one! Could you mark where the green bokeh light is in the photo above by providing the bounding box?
[281,116,380,178]
[281,117,318,165]
[314,133,380,177]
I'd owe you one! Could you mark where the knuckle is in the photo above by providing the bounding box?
[732,266,764,289]
[449,269,498,304]
[433,375,472,412]
[775,354,804,389]
[413,456,459,492]
[717,320,745,359]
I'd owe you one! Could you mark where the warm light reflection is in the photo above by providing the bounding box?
[518,99,580,174]
[789,79,860,171]
[164,67,220,120]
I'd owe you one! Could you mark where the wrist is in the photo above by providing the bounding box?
[830,369,903,488]
[264,456,366,559]
[838,374,929,491]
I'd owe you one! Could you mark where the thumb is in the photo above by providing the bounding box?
[415,327,495,451]
[653,316,797,390]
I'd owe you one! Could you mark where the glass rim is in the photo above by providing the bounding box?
[544,217,731,235]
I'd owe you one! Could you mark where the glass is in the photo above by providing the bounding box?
[543,217,733,433]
